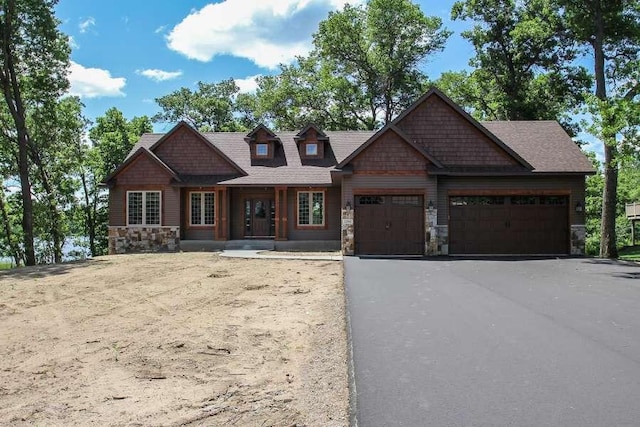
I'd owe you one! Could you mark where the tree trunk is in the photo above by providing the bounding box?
[0,0,36,265]
[80,169,97,256]
[0,186,22,266]
[593,0,618,258]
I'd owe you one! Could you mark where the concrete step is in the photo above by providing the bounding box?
[224,240,275,251]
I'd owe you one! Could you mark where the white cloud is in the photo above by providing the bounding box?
[136,68,183,82]
[68,61,126,98]
[68,36,79,50]
[166,0,365,69]
[79,17,95,34]
[154,25,167,34]
[235,75,261,93]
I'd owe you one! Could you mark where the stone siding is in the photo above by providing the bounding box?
[426,208,438,255]
[341,208,354,255]
[570,225,586,256]
[436,225,449,255]
[109,226,180,254]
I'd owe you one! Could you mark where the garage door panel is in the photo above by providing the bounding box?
[355,195,424,255]
[450,196,569,255]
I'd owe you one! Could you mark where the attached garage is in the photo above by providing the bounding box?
[449,195,569,255]
[354,195,424,255]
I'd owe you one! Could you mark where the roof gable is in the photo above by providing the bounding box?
[150,121,245,176]
[338,125,442,169]
[394,87,533,170]
[245,124,280,143]
[295,124,329,142]
[102,147,179,185]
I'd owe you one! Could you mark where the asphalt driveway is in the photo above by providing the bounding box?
[344,257,640,427]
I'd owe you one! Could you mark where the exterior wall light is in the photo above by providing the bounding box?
[345,201,352,210]
[428,200,435,210]
[575,201,583,212]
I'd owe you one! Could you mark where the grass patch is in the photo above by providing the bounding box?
[0,262,14,270]
[619,246,640,262]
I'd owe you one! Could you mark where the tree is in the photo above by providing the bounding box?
[439,0,590,134]
[153,79,243,132]
[312,0,450,128]
[561,0,640,258]
[0,0,70,265]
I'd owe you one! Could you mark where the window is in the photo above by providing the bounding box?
[190,192,215,226]
[298,191,324,226]
[357,196,384,205]
[305,143,318,156]
[256,143,268,156]
[127,191,161,226]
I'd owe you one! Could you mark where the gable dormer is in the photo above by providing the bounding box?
[295,124,328,159]
[245,124,280,160]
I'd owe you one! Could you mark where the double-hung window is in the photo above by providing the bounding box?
[190,192,215,226]
[297,191,324,226]
[127,191,161,226]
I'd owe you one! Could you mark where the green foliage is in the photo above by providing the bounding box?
[0,0,72,265]
[153,79,245,132]
[584,155,640,255]
[440,0,590,134]
[560,0,640,258]
[618,246,640,262]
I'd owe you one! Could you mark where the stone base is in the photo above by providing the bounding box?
[435,225,449,255]
[570,225,586,256]
[341,208,354,255]
[109,226,180,254]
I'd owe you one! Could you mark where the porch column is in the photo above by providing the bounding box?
[275,186,288,240]
[216,186,228,240]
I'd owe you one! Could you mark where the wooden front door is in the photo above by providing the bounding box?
[244,199,275,237]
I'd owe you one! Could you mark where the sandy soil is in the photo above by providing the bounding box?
[0,253,348,426]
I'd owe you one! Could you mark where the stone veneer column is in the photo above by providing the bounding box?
[436,225,449,255]
[570,225,586,255]
[341,208,354,255]
[425,208,438,255]
[108,226,180,254]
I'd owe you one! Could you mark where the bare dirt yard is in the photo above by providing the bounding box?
[0,253,348,426]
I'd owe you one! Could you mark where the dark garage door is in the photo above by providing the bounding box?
[449,195,569,255]
[355,195,424,255]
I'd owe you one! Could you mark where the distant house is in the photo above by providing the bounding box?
[103,88,595,256]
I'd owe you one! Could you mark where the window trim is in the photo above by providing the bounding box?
[296,190,326,228]
[189,191,216,227]
[126,190,162,226]
[255,143,269,157]
[305,142,318,156]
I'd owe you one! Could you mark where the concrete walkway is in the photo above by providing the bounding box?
[220,250,342,261]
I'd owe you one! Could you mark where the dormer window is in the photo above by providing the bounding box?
[295,124,328,160]
[256,143,269,157]
[306,143,318,156]
[245,124,280,161]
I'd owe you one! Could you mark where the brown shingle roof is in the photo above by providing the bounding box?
[128,130,374,186]
[482,121,595,173]
[124,120,593,185]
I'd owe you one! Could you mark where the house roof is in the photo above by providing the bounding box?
[104,146,181,184]
[482,121,595,173]
[392,87,534,170]
[337,124,443,169]
[116,90,594,186]
[127,130,375,186]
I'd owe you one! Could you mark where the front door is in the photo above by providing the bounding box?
[244,199,275,237]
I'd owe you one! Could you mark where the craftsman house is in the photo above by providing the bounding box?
[104,88,595,256]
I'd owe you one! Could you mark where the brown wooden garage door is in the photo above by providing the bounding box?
[355,195,424,255]
[449,195,569,255]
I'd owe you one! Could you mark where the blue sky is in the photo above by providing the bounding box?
[56,0,472,131]
[55,0,599,158]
